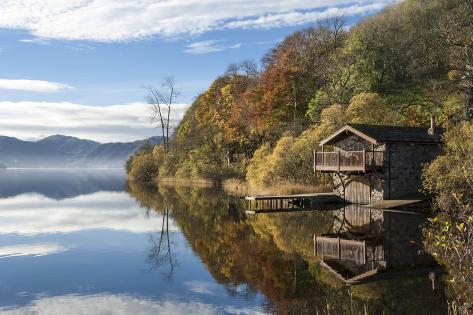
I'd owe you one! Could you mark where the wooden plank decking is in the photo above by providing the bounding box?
[244,192,337,201]
[244,192,343,213]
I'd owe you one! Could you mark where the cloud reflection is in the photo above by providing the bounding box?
[0,192,177,235]
[0,294,267,315]
[0,243,67,258]
[185,281,221,296]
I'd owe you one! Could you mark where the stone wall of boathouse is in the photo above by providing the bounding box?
[329,140,441,204]
[383,143,442,199]
[332,135,384,152]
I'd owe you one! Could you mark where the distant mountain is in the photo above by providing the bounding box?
[0,135,162,168]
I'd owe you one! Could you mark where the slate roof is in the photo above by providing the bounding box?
[320,124,443,146]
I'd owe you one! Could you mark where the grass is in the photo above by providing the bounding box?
[157,176,214,188]
[223,178,330,196]
[142,176,331,196]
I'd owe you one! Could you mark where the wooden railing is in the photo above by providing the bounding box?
[315,150,384,172]
[316,237,367,264]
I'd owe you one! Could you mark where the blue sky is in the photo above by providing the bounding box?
[0,0,397,142]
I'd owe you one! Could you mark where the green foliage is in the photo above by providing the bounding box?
[424,122,473,214]
[348,0,448,94]
[438,95,465,126]
[128,150,160,185]
[346,93,399,125]
[315,104,347,139]
[423,122,473,307]
[246,143,272,187]
[246,126,332,187]
[128,0,472,189]
[152,145,166,166]
[306,90,332,122]
[174,145,238,181]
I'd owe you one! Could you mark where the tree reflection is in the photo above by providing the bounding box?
[147,205,177,281]
[126,180,449,314]
[125,182,178,280]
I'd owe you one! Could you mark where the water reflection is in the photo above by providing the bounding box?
[0,170,267,314]
[0,191,175,235]
[0,243,67,258]
[0,170,451,314]
[316,205,437,283]
[0,169,125,200]
[127,183,449,315]
[0,293,266,315]
[147,206,178,280]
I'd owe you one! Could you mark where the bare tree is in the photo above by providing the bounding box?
[224,60,258,80]
[225,63,240,77]
[147,77,179,151]
[239,60,258,79]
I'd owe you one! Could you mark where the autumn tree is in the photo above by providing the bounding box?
[346,93,399,125]
[440,0,473,120]
[423,122,473,307]
[248,18,347,141]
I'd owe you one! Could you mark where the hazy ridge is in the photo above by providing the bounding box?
[0,135,162,168]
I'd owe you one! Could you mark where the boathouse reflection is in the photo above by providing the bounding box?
[316,204,437,283]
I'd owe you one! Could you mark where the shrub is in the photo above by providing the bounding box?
[128,152,159,185]
[423,122,473,307]
[246,143,272,186]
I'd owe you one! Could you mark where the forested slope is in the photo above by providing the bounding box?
[128,0,472,187]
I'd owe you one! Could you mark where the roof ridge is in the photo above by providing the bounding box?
[320,124,442,146]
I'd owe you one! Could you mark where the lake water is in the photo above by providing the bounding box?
[0,170,450,314]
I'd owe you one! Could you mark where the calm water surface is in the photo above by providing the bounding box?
[0,170,449,314]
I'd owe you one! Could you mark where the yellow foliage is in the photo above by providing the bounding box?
[128,152,159,184]
[246,143,272,187]
[346,93,399,125]
[423,122,473,212]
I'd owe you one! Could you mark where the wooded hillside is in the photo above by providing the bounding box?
[128,0,472,186]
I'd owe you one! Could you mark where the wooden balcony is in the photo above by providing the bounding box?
[315,150,384,173]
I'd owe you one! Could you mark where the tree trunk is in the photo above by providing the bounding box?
[467,86,473,121]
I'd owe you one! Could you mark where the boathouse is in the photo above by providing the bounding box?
[315,120,442,204]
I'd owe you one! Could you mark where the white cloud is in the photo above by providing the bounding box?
[0,191,178,235]
[0,0,397,42]
[0,294,267,315]
[0,101,188,142]
[225,2,392,29]
[184,40,241,55]
[0,79,72,93]
[0,243,67,258]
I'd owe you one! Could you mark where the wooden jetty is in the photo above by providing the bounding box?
[244,192,343,214]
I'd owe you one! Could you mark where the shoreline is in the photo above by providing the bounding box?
[128,175,330,197]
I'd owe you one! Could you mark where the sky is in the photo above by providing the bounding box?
[0,0,398,143]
